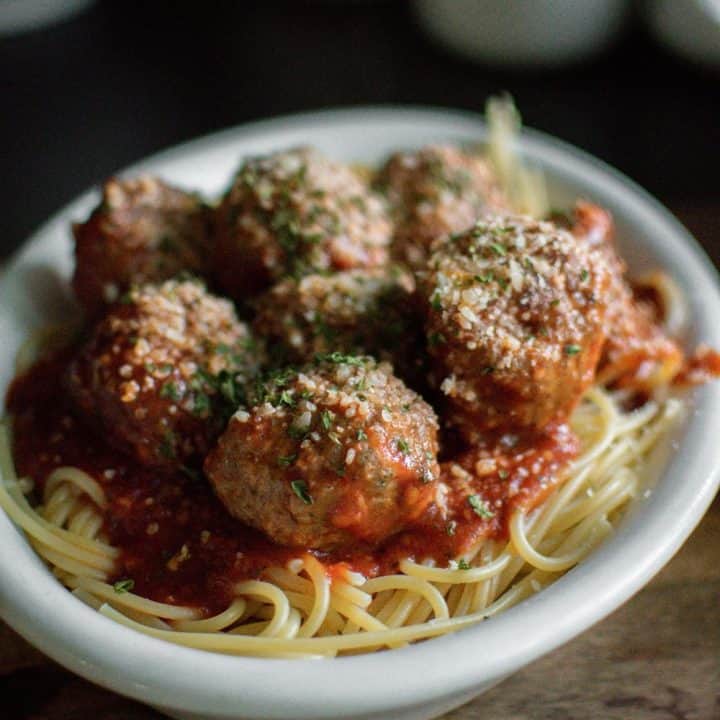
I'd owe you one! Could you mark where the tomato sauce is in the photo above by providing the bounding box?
[6,349,579,614]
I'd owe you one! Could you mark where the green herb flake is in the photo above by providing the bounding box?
[396,438,410,454]
[498,469,509,479]
[321,410,333,430]
[113,579,135,594]
[357,429,368,441]
[159,431,176,460]
[291,480,313,505]
[428,332,446,347]
[278,454,298,467]
[489,242,507,256]
[180,465,202,482]
[160,381,182,402]
[468,494,495,519]
[564,344,582,356]
[446,520,457,536]
[580,268,589,282]
[457,559,471,570]
[279,390,295,407]
[316,352,366,367]
[430,292,443,311]
[288,425,309,441]
[192,392,211,416]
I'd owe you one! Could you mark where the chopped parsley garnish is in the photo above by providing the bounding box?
[160,381,182,402]
[180,465,202,482]
[564,344,582,356]
[428,332,446,347]
[475,272,494,284]
[489,242,507,256]
[113,579,135,594]
[321,410,333,430]
[192,392,211,416]
[279,390,295,407]
[278,454,297,467]
[159,431,176,459]
[498,469,509,479]
[580,268,589,282]
[315,352,366,366]
[468,494,495,519]
[291,480,313,504]
[288,425,309,440]
[446,520,457,536]
[430,292,443,311]
[457,559,471,570]
[218,370,242,406]
[357,429,367,441]
[396,438,410,454]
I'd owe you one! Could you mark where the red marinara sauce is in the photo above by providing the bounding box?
[6,348,580,615]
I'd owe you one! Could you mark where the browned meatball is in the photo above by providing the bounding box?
[570,202,683,390]
[251,267,423,376]
[213,147,392,301]
[421,214,611,437]
[73,176,212,315]
[204,355,443,550]
[377,145,510,271]
[66,279,260,468]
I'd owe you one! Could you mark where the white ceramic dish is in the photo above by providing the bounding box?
[1,107,719,720]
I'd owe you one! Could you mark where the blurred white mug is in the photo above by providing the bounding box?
[644,0,720,67]
[413,0,630,67]
[0,0,94,36]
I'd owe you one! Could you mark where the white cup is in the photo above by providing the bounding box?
[413,0,631,67]
[644,0,720,67]
[0,0,95,36]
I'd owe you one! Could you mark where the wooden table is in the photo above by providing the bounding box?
[2,204,719,718]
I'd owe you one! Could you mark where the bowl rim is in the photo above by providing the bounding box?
[1,105,719,719]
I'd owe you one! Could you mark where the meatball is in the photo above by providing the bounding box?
[73,176,212,315]
[251,267,423,376]
[66,279,260,468]
[213,147,392,300]
[421,214,610,437]
[571,202,683,390]
[377,145,510,271]
[204,356,443,550]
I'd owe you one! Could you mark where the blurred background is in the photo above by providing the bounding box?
[0,0,718,265]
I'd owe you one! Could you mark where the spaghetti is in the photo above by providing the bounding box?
[0,107,713,659]
[0,385,682,658]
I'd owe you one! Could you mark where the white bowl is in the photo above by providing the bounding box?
[1,107,719,720]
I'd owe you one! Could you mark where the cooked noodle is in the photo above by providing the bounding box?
[0,387,682,658]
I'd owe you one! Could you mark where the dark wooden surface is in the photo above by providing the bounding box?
[1,2,718,717]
